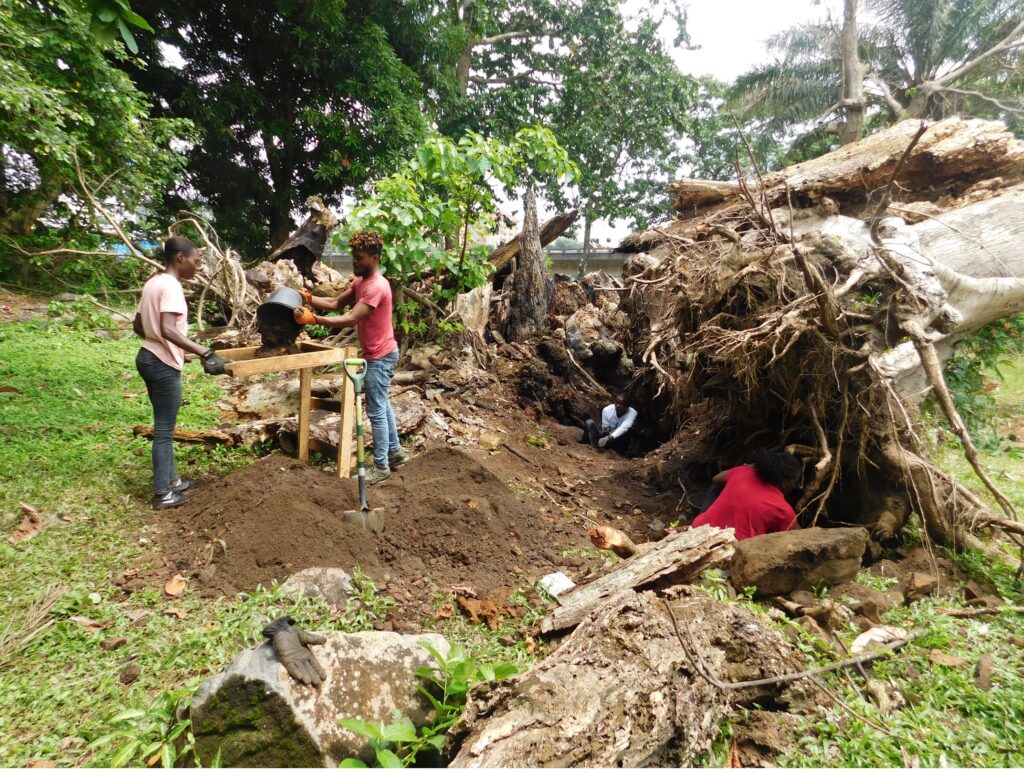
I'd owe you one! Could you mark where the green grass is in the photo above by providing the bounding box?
[0,316,391,767]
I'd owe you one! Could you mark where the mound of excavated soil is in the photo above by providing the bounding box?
[156,448,588,614]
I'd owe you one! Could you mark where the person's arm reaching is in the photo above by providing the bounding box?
[294,301,372,329]
[608,407,637,439]
[304,286,355,313]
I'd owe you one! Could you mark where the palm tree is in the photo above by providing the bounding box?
[728,0,1024,148]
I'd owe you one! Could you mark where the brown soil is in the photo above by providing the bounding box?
[154,441,670,621]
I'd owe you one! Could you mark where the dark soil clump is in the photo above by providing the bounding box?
[156,447,585,616]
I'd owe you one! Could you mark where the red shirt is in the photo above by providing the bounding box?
[351,272,397,361]
[691,466,798,541]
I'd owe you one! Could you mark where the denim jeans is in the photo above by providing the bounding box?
[136,348,182,496]
[364,348,401,469]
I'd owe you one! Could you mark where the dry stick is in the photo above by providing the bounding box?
[72,154,163,273]
[807,675,902,740]
[904,319,1018,522]
[939,606,1024,618]
[662,598,922,690]
[500,442,535,464]
[564,346,612,398]
[868,121,931,242]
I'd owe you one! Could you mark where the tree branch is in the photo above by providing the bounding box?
[867,74,905,118]
[930,17,1024,89]
[938,86,1024,116]
[472,29,556,47]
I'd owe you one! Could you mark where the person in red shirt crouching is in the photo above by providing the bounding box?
[690,449,803,541]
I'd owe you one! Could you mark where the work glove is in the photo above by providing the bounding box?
[200,348,227,375]
[300,288,313,305]
[293,305,317,325]
[597,435,611,449]
[262,616,328,686]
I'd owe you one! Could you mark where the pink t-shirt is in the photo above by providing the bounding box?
[691,465,798,541]
[138,272,188,370]
[351,272,397,361]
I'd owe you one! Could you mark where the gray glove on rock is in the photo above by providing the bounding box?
[597,435,611,448]
[262,616,328,685]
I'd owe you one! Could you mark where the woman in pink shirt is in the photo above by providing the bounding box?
[133,236,226,509]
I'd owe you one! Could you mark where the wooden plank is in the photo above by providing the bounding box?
[224,346,346,377]
[297,367,312,463]
[337,346,357,478]
[539,526,736,634]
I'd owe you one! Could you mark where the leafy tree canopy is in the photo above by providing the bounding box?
[341,127,577,300]
[126,0,454,256]
[443,0,695,241]
[0,0,189,242]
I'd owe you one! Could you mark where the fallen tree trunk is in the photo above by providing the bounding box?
[131,420,282,447]
[450,590,820,768]
[542,525,735,633]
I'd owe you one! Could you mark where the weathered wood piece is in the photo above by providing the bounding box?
[540,525,736,633]
[450,590,817,768]
[297,367,312,463]
[220,341,346,377]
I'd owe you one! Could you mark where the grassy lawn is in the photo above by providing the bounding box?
[0,314,393,767]
[3,305,1023,767]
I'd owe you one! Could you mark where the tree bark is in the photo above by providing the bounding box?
[577,210,592,279]
[837,0,865,145]
[503,186,552,342]
[449,590,818,768]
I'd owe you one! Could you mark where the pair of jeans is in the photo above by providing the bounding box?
[363,348,401,469]
[136,348,182,496]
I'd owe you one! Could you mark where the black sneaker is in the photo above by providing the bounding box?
[152,490,190,510]
[388,448,410,468]
[172,478,201,493]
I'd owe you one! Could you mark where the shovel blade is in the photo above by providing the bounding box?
[343,508,384,533]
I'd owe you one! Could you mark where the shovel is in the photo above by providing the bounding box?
[341,357,384,533]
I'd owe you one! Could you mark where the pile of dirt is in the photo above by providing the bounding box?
[156,447,589,616]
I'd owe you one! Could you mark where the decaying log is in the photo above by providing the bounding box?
[669,117,1024,218]
[131,420,282,447]
[540,525,735,633]
[450,589,818,768]
[486,208,579,274]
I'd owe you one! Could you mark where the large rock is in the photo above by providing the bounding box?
[191,631,449,767]
[280,568,353,606]
[729,527,869,596]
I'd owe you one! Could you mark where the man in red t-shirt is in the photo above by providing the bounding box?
[691,449,802,540]
[293,230,406,484]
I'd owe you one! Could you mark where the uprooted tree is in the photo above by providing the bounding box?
[615,117,1024,555]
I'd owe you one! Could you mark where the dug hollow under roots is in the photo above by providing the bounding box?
[619,196,1021,558]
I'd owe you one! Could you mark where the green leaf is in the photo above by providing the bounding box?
[374,749,404,768]
[120,9,154,32]
[339,718,383,740]
[110,740,141,768]
[381,717,418,744]
[339,760,368,768]
[110,708,147,723]
[161,742,176,768]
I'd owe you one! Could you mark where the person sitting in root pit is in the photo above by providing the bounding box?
[583,394,637,453]
[690,448,802,541]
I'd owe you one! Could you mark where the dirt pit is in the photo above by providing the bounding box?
[156,447,593,619]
